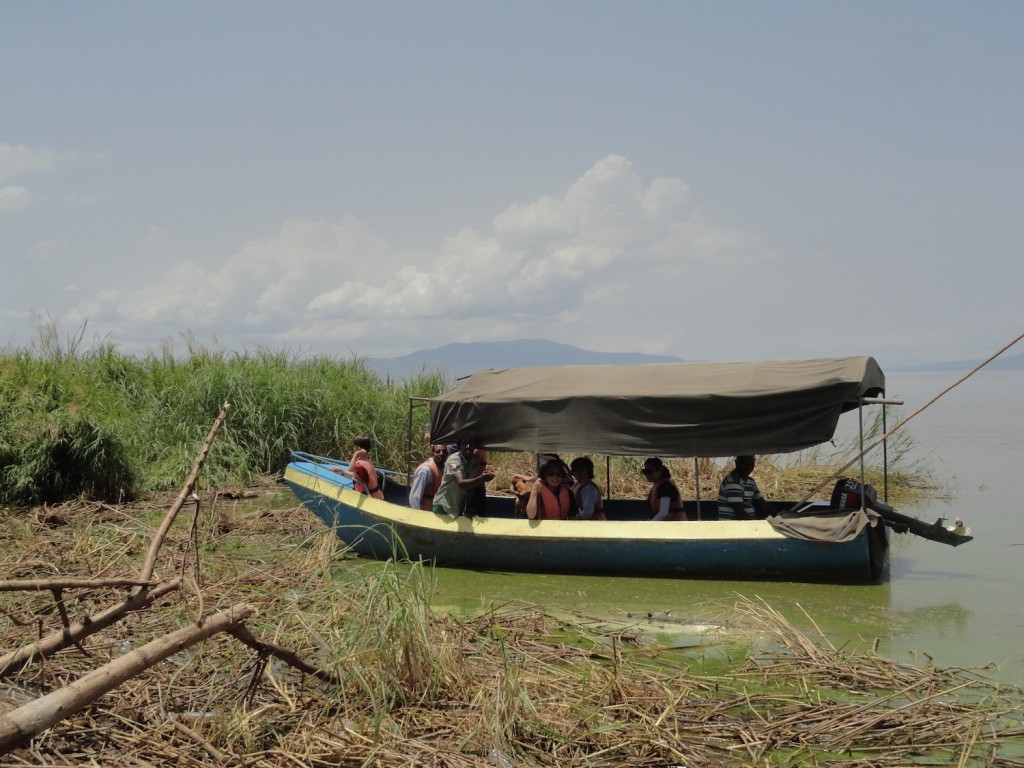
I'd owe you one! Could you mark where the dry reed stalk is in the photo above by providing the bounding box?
[4,501,1024,767]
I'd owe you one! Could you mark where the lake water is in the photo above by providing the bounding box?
[426,370,1024,686]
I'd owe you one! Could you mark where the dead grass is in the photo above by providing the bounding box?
[1,490,1019,767]
[485,449,942,507]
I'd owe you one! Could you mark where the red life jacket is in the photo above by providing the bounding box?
[415,458,443,510]
[353,458,384,500]
[538,484,572,520]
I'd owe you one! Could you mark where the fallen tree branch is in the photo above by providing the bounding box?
[0,404,231,679]
[225,623,342,685]
[0,578,159,592]
[0,603,255,755]
[169,717,238,765]
[0,578,182,681]
[139,402,232,583]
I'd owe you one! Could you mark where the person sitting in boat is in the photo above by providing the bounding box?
[526,460,578,520]
[332,435,385,500]
[717,455,772,520]
[537,452,572,479]
[465,445,490,517]
[409,444,449,510]
[510,452,573,512]
[569,456,606,520]
[643,457,687,521]
[432,433,496,519]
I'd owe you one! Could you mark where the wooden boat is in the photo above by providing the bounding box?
[286,356,969,583]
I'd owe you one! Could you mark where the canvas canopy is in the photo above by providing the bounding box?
[427,356,885,458]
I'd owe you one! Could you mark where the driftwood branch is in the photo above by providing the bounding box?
[0,578,159,592]
[139,402,232,583]
[169,718,237,765]
[0,603,255,754]
[0,403,231,679]
[226,623,341,685]
[0,401,334,757]
[0,578,182,680]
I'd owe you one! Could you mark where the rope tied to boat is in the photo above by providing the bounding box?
[788,329,1024,512]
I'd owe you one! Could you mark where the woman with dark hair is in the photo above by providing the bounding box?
[333,435,384,500]
[642,457,687,521]
[526,460,577,520]
[569,456,606,520]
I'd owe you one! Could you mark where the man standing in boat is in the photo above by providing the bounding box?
[717,455,772,520]
[432,433,496,519]
[409,444,448,510]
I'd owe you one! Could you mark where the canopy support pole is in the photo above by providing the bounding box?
[693,458,702,520]
[408,397,430,484]
[858,398,867,513]
[882,404,889,502]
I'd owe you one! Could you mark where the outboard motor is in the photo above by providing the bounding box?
[831,477,973,546]
[830,478,895,515]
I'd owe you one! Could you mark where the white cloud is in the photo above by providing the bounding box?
[65,155,767,357]
[0,144,74,183]
[64,192,108,206]
[0,186,34,212]
[27,239,68,260]
[144,225,167,247]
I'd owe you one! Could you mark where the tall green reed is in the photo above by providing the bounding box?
[0,328,447,505]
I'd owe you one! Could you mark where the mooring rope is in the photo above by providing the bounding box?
[788,329,1024,511]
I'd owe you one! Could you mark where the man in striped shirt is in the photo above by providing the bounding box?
[717,456,772,520]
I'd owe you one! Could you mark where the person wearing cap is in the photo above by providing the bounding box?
[569,456,606,520]
[717,455,772,520]
[536,452,572,482]
[526,460,578,520]
[510,452,571,506]
[432,432,495,519]
[643,457,687,521]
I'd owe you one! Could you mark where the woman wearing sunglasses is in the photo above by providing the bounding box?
[642,457,687,521]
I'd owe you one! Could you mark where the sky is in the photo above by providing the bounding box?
[2,1,1022,369]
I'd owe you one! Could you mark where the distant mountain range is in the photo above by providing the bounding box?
[364,340,1024,382]
[365,339,684,381]
[890,352,1024,373]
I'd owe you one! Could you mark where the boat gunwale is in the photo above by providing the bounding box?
[285,461,866,545]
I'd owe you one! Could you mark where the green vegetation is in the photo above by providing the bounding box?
[0,325,445,505]
[1,323,935,507]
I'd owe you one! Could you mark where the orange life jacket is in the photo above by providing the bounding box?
[648,480,682,514]
[354,458,384,500]
[415,458,443,510]
[573,480,604,516]
[538,484,572,520]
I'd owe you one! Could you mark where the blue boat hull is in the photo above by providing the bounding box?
[285,460,888,583]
